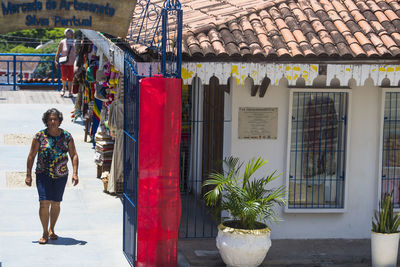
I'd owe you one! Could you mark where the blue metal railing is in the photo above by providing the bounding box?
[288,92,348,209]
[0,53,61,90]
[382,92,400,208]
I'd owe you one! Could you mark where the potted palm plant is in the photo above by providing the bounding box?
[371,193,400,267]
[203,157,286,267]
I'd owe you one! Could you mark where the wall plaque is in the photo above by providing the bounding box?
[238,107,278,139]
[0,0,137,37]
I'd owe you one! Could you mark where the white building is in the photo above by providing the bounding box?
[90,0,400,239]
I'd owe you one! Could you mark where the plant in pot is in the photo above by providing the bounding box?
[371,193,400,267]
[203,157,286,267]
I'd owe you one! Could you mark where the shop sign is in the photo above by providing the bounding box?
[0,0,137,37]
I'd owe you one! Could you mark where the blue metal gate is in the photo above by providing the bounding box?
[123,1,182,265]
[123,52,140,266]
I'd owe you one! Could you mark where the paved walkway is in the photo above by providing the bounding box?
[0,91,130,267]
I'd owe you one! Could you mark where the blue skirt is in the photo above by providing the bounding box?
[36,173,68,202]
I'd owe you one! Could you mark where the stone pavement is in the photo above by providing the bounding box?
[179,238,379,267]
[0,91,130,267]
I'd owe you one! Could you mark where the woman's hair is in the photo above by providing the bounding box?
[42,108,63,127]
[64,28,74,35]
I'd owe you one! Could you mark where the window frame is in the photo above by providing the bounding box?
[378,88,400,212]
[284,88,352,213]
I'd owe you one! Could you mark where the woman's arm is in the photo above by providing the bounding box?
[25,139,39,186]
[68,138,79,186]
[55,41,62,67]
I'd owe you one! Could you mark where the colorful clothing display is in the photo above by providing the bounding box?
[35,129,73,179]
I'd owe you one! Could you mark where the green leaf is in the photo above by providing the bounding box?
[372,193,400,233]
[203,156,286,230]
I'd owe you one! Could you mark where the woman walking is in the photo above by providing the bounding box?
[25,108,79,244]
[55,28,76,98]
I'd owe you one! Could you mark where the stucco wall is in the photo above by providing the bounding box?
[228,76,382,239]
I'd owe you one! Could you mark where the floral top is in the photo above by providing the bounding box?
[35,129,72,179]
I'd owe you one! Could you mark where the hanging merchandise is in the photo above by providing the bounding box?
[94,132,114,179]
[95,82,108,101]
[91,98,103,147]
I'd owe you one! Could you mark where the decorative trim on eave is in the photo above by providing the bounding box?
[181,62,400,87]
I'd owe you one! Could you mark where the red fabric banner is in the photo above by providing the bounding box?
[137,76,182,267]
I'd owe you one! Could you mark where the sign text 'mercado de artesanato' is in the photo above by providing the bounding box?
[0,0,137,37]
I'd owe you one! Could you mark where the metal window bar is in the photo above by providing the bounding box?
[289,91,348,209]
[381,92,400,208]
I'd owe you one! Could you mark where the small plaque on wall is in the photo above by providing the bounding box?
[238,107,278,139]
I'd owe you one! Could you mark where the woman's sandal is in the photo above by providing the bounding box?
[49,233,58,240]
[38,236,48,245]
[60,90,65,97]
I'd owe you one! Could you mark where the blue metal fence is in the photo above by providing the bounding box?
[122,0,182,264]
[381,91,400,208]
[123,52,140,266]
[288,91,348,209]
[0,53,61,90]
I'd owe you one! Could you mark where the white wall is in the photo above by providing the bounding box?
[228,76,382,239]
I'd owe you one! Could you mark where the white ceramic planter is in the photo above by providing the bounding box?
[216,223,271,267]
[371,231,400,267]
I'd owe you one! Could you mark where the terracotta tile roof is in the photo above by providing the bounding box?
[128,0,400,61]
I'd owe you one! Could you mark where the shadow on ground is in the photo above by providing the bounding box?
[32,237,87,246]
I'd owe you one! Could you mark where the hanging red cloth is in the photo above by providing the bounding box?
[137,76,182,267]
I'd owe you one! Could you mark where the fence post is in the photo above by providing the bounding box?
[176,8,183,78]
[13,55,16,91]
[161,8,167,76]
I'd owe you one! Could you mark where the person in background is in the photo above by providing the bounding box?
[25,108,79,244]
[55,28,76,98]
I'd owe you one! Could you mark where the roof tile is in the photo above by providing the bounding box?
[318,30,334,44]
[330,30,347,44]
[343,32,359,45]
[285,16,300,31]
[300,21,315,35]
[381,34,398,48]
[349,42,367,57]
[293,29,309,44]
[275,18,289,30]
[336,42,353,57]
[374,10,390,22]
[299,42,315,57]
[281,28,297,44]
[311,20,327,33]
[354,31,372,46]
[175,0,400,60]
[381,21,397,34]
[323,20,338,32]
[390,32,400,46]
[358,20,374,34]
[346,20,363,33]
[343,0,359,12]
[323,43,339,56]
[362,43,380,57]
[333,20,351,34]
[351,10,367,23]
